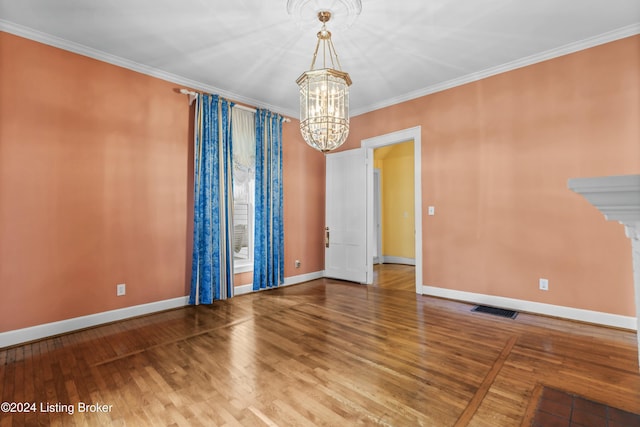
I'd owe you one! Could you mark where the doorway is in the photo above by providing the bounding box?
[362,127,422,294]
[373,141,416,267]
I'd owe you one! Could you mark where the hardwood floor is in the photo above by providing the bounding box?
[371,263,417,292]
[1,264,639,426]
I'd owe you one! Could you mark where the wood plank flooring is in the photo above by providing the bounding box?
[1,264,639,426]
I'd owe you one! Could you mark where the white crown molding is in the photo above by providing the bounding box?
[0,19,298,119]
[351,23,640,117]
[2,18,638,126]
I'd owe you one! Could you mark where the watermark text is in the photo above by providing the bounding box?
[1,401,113,415]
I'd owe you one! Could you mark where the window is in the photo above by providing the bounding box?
[231,108,256,273]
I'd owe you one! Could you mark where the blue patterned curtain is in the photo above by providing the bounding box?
[190,94,235,304]
[253,109,284,290]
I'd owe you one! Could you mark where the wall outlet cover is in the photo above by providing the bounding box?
[539,278,549,291]
[117,283,126,296]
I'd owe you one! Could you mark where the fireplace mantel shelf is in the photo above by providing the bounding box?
[568,174,640,369]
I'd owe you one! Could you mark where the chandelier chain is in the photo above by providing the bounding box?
[328,38,343,71]
[309,21,342,72]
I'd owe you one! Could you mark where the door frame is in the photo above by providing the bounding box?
[373,168,382,265]
[362,126,422,294]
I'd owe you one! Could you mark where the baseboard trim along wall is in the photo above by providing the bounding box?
[423,285,637,331]
[235,270,325,296]
[8,274,627,348]
[0,270,327,349]
[284,271,324,286]
[234,284,254,296]
[0,296,190,349]
[382,256,416,266]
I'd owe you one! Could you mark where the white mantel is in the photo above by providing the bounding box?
[568,174,640,369]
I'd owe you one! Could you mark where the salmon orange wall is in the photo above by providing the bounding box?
[344,35,640,316]
[0,33,326,332]
[0,32,190,332]
[282,120,326,277]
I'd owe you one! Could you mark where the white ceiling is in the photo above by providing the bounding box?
[1,0,639,118]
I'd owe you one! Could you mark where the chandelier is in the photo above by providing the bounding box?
[296,11,352,153]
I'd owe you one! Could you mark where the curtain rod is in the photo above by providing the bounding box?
[179,89,291,122]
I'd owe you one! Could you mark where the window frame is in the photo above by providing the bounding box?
[231,107,256,274]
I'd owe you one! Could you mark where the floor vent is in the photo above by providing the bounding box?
[471,305,518,319]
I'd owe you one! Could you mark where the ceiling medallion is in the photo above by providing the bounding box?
[287,0,362,30]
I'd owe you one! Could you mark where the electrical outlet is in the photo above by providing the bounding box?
[295,260,301,268]
[117,283,126,296]
[539,278,548,291]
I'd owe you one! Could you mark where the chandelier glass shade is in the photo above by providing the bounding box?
[296,11,352,153]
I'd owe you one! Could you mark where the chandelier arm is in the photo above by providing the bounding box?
[325,36,335,69]
[328,38,343,71]
[309,36,322,70]
[322,30,327,68]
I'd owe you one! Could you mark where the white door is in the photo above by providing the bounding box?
[325,148,368,283]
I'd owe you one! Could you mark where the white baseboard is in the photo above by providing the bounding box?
[234,284,254,296]
[1,271,327,348]
[382,256,416,266]
[234,270,325,296]
[6,279,631,348]
[0,296,189,349]
[284,270,324,286]
[423,285,637,331]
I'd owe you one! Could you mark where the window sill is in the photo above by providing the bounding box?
[234,261,253,274]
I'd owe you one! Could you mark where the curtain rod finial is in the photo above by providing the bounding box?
[179,88,198,105]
